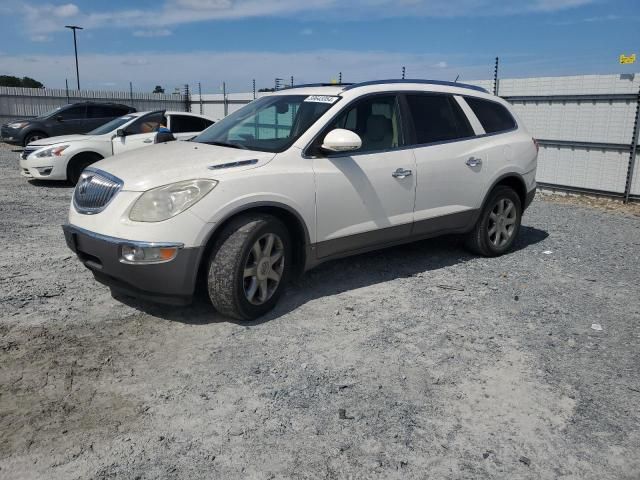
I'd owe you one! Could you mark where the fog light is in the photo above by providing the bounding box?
[120,245,179,264]
[35,166,53,175]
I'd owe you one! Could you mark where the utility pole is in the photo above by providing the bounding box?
[198,82,203,115]
[275,78,283,91]
[339,72,342,84]
[65,25,83,90]
[493,56,500,96]
[402,66,406,79]
[290,76,294,88]
[252,79,256,99]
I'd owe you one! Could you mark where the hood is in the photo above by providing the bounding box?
[29,134,95,147]
[92,141,276,192]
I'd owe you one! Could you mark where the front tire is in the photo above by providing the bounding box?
[67,153,102,185]
[465,185,522,256]
[23,131,47,146]
[207,214,291,321]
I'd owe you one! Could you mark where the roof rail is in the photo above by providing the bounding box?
[280,82,354,90]
[343,79,489,94]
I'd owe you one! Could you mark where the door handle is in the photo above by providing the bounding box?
[466,157,482,167]
[143,138,153,144]
[392,168,413,179]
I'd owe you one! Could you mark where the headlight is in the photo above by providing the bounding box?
[36,145,69,157]
[8,122,29,129]
[129,179,217,222]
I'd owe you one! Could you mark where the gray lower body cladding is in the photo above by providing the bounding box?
[62,224,201,305]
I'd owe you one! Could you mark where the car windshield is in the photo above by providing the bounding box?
[86,115,136,135]
[193,94,340,153]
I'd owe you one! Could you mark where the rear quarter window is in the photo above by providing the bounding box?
[464,97,516,134]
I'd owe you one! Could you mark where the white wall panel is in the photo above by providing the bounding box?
[537,146,629,193]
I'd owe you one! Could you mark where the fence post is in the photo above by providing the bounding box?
[493,57,500,96]
[222,82,227,117]
[623,85,640,203]
[183,84,191,112]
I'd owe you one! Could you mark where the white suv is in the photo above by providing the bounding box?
[63,80,537,320]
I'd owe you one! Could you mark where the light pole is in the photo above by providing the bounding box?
[65,25,83,90]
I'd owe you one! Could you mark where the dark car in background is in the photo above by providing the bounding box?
[1,102,136,146]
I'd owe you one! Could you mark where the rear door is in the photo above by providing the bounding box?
[51,105,87,136]
[112,111,166,155]
[312,94,416,258]
[406,93,488,234]
[168,114,213,140]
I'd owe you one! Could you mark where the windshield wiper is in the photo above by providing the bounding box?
[201,141,247,150]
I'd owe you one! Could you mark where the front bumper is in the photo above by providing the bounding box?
[1,126,23,144]
[20,152,69,180]
[524,185,536,211]
[63,224,203,305]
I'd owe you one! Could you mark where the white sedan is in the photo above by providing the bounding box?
[19,110,214,184]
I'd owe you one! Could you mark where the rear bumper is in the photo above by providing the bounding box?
[62,224,202,305]
[524,186,536,211]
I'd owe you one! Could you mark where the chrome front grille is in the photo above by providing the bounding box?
[73,169,123,214]
[21,147,39,159]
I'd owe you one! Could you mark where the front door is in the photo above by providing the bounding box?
[49,105,87,136]
[312,94,416,258]
[112,111,165,155]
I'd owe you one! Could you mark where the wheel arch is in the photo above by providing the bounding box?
[195,201,311,293]
[482,173,528,212]
[66,150,104,176]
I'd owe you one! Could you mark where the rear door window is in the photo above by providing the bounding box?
[405,94,474,145]
[170,115,211,133]
[464,97,516,134]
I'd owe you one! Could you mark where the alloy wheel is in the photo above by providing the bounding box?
[243,233,285,305]
[488,198,517,247]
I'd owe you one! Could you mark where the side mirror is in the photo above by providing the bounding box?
[321,129,362,153]
[116,129,127,138]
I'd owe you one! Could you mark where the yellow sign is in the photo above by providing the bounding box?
[619,54,636,64]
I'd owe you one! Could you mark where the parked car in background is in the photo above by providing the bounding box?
[63,80,537,320]
[1,102,135,146]
[20,110,214,184]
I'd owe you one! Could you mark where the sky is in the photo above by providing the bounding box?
[0,0,638,92]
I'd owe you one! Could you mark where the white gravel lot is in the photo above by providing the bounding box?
[1,142,639,479]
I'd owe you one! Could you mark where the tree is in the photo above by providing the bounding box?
[0,75,44,88]
[152,85,165,94]
[21,77,44,88]
[258,87,275,92]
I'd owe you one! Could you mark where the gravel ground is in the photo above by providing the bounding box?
[1,142,639,480]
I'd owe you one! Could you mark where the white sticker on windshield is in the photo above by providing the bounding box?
[304,95,339,104]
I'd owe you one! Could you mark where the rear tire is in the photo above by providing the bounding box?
[67,153,102,185]
[465,185,522,257]
[207,214,291,321]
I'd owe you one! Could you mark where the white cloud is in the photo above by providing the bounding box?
[53,3,79,17]
[300,28,313,35]
[17,0,597,38]
[30,34,52,42]
[133,29,173,37]
[0,50,483,91]
[433,61,448,68]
